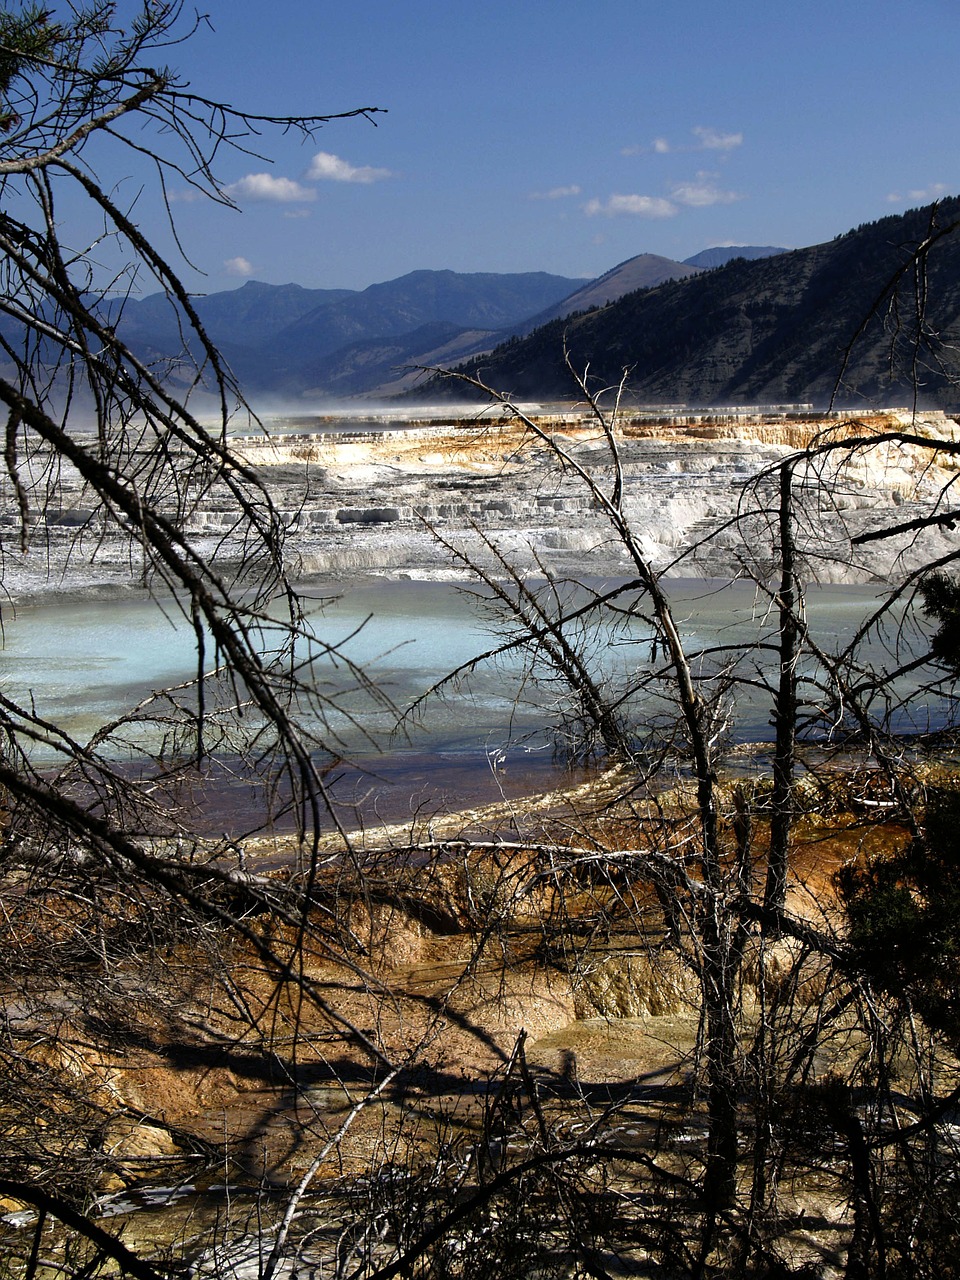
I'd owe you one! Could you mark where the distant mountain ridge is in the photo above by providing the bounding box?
[116,268,587,395]
[253,269,589,392]
[452,247,787,341]
[110,245,790,400]
[121,280,355,351]
[438,203,960,409]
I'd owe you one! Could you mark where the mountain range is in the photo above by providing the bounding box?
[29,205,960,409]
[120,270,587,398]
[116,246,783,400]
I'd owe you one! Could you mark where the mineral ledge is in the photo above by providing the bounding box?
[4,407,960,598]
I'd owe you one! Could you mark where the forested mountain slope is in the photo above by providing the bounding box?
[444,200,960,407]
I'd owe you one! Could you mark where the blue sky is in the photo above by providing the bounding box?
[106,0,960,293]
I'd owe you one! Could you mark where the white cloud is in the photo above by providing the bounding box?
[887,183,950,203]
[910,182,949,200]
[585,194,678,218]
[222,173,316,203]
[224,256,254,277]
[585,173,741,219]
[530,184,582,200]
[670,175,741,207]
[306,151,392,184]
[623,127,741,158]
[621,137,670,157]
[692,126,743,152]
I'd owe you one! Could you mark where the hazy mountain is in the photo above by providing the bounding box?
[291,321,502,398]
[519,253,702,330]
[253,269,587,385]
[300,323,517,399]
[117,280,355,353]
[110,225,958,407]
[117,269,586,393]
[307,256,705,397]
[436,201,960,408]
[682,245,786,270]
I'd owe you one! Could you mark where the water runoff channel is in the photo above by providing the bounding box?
[0,573,950,833]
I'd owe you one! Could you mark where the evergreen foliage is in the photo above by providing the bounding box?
[920,570,960,674]
[840,788,960,1046]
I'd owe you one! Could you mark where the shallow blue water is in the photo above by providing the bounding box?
[0,577,943,760]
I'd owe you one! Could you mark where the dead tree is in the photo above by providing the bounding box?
[0,4,416,1270]
[407,342,960,1276]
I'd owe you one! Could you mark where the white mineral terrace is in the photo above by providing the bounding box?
[2,406,959,596]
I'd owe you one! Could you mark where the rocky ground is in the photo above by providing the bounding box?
[0,767,924,1275]
[233,407,960,586]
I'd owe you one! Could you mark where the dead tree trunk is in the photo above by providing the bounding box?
[765,459,800,920]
